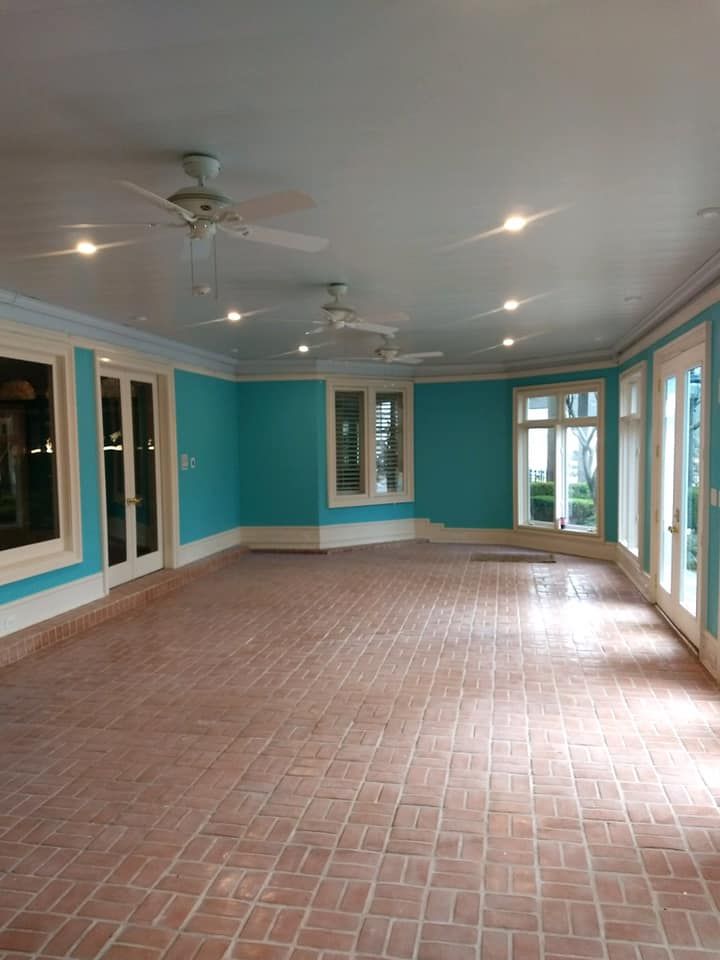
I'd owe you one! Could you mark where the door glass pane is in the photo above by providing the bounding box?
[528,427,555,523]
[0,356,59,551]
[680,366,702,614]
[131,380,158,558]
[659,376,676,593]
[565,425,597,532]
[101,377,126,567]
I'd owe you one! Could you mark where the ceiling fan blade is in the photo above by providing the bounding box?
[304,325,329,336]
[346,320,399,336]
[222,190,316,223]
[220,223,328,253]
[402,351,444,360]
[117,180,196,223]
[394,356,424,365]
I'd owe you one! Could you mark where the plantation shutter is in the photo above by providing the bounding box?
[375,392,404,493]
[334,390,365,494]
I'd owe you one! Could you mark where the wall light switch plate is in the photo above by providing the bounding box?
[712,488,718,507]
[180,453,189,471]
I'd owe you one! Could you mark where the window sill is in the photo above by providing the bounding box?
[0,545,83,587]
[327,493,414,509]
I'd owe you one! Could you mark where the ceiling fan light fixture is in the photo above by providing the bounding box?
[76,240,97,255]
[503,215,527,233]
[503,299,519,311]
[226,310,242,322]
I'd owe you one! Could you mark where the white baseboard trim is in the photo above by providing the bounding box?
[414,519,616,561]
[239,518,418,551]
[175,527,245,567]
[700,629,720,681]
[0,573,105,637]
[615,544,653,599]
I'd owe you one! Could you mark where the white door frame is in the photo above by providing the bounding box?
[95,350,179,594]
[649,322,710,647]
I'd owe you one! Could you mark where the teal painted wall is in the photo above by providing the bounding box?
[415,368,619,537]
[175,369,243,544]
[0,347,103,604]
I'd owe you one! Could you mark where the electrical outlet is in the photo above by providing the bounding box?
[180,453,189,471]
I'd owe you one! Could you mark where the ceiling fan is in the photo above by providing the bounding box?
[65,153,329,254]
[307,283,405,337]
[373,337,444,365]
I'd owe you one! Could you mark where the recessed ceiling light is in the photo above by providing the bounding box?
[503,299,520,312]
[503,215,527,233]
[624,295,642,303]
[697,207,720,219]
[227,310,242,322]
[502,337,515,347]
[298,344,310,354]
[76,241,97,256]
[99,356,111,363]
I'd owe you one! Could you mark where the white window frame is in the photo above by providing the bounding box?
[0,322,82,585]
[618,363,645,560]
[327,379,414,508]
[514,379,604,539]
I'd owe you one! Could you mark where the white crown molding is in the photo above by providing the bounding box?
[616,252,720,358]
[0,288,238,378]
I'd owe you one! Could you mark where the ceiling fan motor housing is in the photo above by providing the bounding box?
[166,185,233,219]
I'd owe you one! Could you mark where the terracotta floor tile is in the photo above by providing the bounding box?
[1,545,720,958]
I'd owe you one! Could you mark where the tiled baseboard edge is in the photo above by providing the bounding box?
[0,546,247,670]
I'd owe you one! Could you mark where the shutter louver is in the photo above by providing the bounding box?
[375,392,404,493]
[335,391,365,494]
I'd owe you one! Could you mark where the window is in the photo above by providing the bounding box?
[515,381,602,536]
[328,381,413,507]
[618,365,644,557]
[0,328,81,585]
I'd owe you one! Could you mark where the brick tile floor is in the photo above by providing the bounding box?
[1,544,719,960]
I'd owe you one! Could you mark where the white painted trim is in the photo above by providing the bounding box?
[699,629,719,682]
[615,543,653,600]
[176,527,245,566]
[618,362,646,561]
[0,320,83,585]
[617,271,720,362]
[0,573,105,637]
[413,519,616,560]
[238,519,418,551]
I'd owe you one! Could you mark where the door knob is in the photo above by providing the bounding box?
[126,495,143,505]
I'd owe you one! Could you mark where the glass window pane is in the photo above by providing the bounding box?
[680,366,702,615]
[132,380,159,558]
[565,391,598,419]
[659,377,676,593]
[564,425,597,532]
[375,392,404,494]
[525,395,557,421]
[101,377,127,567]
[335,391,365,494]
[0,356,59,552]
[629,382,640,416]
[528,427,555,523]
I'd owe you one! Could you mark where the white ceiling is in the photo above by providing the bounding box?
[2,0,720,372]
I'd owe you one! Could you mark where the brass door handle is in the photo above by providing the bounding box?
[126,495,143,506]
[667,524,679,534]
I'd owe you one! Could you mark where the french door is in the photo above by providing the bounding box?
[100,371,163,588]
[656,343,704,644]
